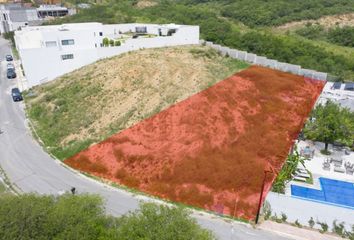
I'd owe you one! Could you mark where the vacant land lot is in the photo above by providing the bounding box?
[65,66,325,220]
[25,46,248,159]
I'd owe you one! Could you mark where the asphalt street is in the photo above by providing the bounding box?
[0,37,292,240]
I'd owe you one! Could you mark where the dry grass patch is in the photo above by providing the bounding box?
[25,45,249,159]
[276,13,354,32]
[135,0,157,9]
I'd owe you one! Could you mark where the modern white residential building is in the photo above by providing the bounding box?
[14,22,200,88]
[37,5,70,18]
[0,3,72,33]
[0,3,39,33]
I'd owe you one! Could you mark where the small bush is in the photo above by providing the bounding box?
[308,217,315,228]
[102,37,109,47]
[114,40,121,46]
[345,225,354,239]
[317,221,329,233]
[109,39,114,46]
[295,220,302,228]
[262,201,272,220]
[273,214,283,223]
[332,220,345,237]
[281,213,287,222]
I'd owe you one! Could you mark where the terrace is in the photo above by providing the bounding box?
[284,140,354,209]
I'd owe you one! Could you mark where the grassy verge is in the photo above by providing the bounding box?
[0,165,17,196]
[0,182,6,194]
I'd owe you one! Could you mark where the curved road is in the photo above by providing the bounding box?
[0,37,291,240]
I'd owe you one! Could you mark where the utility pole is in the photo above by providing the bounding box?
[255,170,272,224]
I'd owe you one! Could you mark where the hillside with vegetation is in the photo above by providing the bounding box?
[25,46,248,160]
[52,0,354,81]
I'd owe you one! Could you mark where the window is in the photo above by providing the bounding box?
[61,54,74,60]
[99,32,103,36]
[61,39,75,45]
[135,26,147,34]
[45,41,57,47]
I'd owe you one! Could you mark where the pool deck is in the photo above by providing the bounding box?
[297,140,354,183]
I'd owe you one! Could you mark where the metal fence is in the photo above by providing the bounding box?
[201,40,328,81]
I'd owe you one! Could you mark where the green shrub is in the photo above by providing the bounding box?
[114,40,121,46]
[262,201,272,220]
[102,37,109,47]
[281,213,287,222]
[295,220,302,228]
[317,221,329,233]
[308,217,315,228]
[332,220,345,237]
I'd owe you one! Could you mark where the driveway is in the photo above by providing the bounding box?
[0,37,291,240]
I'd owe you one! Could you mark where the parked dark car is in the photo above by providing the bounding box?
[6,55,13,61]
[11,88,23,101]
[7,68,16,79]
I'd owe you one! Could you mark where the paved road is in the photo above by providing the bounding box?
[0,37,292,240]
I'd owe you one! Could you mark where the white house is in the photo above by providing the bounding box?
[0,3,73,34]
[14,22,200,88]
[37,5,71,18]
[0,3,39,33]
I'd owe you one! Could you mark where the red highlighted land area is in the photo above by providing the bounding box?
[65,66,325,220]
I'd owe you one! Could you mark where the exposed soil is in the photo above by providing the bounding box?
[276,13,354,31]
[65,66,325,220]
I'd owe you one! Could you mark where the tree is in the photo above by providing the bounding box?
[116,203,214,240]
[0,194,114,240]
[0,194,215,240]
[304,101,354,153]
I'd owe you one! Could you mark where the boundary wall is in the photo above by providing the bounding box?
[266,192,354,231]
[203,40,328,81]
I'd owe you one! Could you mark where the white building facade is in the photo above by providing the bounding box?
[0,4,39,33]
[14,22,200,88]
[0,3,72,34]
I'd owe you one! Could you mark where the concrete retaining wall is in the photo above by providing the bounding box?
[266,192,354,231]
[204,41,328,81]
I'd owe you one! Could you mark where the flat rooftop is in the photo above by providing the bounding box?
[15,22,197,49]
[15,22,103,49]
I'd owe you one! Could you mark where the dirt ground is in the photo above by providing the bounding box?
[276,13,354,31]
[65,66,325,220]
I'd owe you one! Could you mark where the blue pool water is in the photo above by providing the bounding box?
[291,177,354,209]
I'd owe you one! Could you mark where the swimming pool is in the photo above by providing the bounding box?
[291,177,354,209]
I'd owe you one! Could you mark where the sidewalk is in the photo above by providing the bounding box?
[14,59,28,91]
[259,221,343,240]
